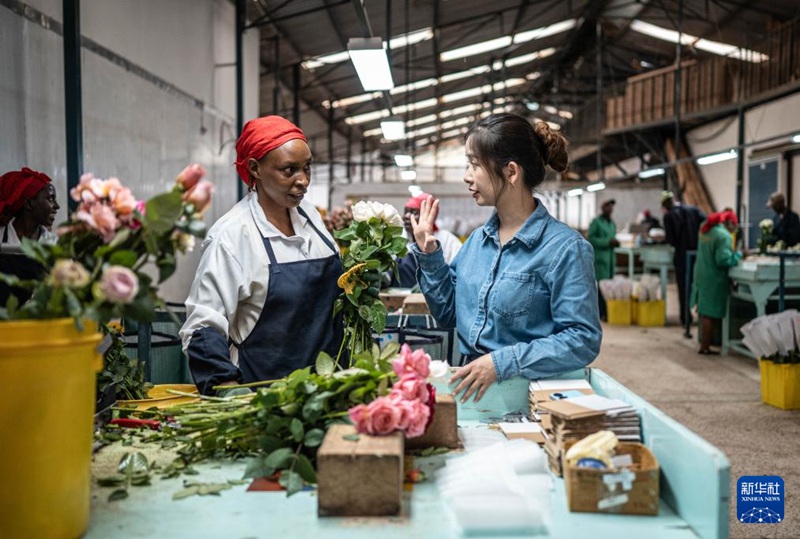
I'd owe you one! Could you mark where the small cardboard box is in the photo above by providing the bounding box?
[564,442,660,516]
[317,424,404,517]
[379,291,409,312]
[402,293,430,314]
[405,393,459,449]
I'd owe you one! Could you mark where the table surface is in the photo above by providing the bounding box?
[86,369,728,539]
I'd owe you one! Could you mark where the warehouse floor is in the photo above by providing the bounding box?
[592,283,800,539]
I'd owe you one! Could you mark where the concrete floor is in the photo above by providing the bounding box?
[592,283,800,539]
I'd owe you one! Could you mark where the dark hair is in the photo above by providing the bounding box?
[464,113,568,194]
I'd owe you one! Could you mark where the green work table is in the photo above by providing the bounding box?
[723,261,800,357]
[86,368,728,539]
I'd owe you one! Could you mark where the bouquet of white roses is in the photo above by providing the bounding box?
[759,218,776,253]
[333,200,407,366]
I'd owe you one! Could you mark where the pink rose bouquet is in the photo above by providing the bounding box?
[0,164,213,328]
[348,344,436,438]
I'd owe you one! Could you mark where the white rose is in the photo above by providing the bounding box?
[760,219,774,230]
[351,201,373,222]
[427,360,449,383]
[380,203,403,227]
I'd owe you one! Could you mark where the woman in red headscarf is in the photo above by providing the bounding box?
[691,210,746,354]
[180,116,344,396]
[0,167,60,305]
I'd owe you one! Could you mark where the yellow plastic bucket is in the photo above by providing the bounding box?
[0,318,102,539]
[606,299,632,325]
[760,360,800,410]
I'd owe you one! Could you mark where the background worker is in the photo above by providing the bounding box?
[0,167,60,305]
[661,191,706,327]
[587,199,619,321]
[180,116,344,396]
[692,210,745,355]
[393,192,462,288]
[767,192,800,247]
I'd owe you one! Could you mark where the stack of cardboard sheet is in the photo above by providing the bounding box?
[537,395,641,476]
[528,379,595,436]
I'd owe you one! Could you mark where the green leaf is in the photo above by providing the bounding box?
[108,249,138,268]
[108,488,129,502]
[289,418,304,443]
[315,352,334,376]
[294,454,316,484]
[279,469,304,496]
[264,447,294,469]
[172,485,200,500]
[303,428,325,448]
[96,475,126,487]
[144,192,183,235]
[157,252,177,282]
[342,434,360,442]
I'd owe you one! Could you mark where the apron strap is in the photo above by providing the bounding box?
[297,207,337,254]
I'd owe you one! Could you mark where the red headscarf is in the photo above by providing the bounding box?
[234,116,307,184]
[0,167,52,225]
[701,210,738,234]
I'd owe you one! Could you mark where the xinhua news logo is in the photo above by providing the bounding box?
[737,476,784,524]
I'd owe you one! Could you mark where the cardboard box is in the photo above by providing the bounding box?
[564,442,660,515]
[402,293,430,314]
[405,393,459,449]
[317,424,404,517]
[379,291,409,312]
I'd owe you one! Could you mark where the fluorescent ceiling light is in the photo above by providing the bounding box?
[638,168,665,179]
[330,47,555,110]
[586,182,606,192]
[440,19,576,62]
[401,170,417,181]
[380,120,406,140]
[347,78,528,125]
[696,149,738,166]
[348,37,394,91]
[567,188,584,197]
[630,20,768,63]
[792,134,800,143]
[394,154,414,167]
[305,28,433,70]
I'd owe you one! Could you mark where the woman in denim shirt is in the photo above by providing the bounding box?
[410,113,602,402]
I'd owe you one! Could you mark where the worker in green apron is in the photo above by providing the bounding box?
[588,199,619,321]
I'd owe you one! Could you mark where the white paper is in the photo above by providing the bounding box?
[564,394,634,412]
[533,379,592,391]
[499,422,544,435]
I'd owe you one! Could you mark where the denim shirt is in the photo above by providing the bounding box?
[412,199,602,381]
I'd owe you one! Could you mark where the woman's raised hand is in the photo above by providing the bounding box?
[410,195,440,253]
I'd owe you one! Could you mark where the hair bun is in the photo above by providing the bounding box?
[534,122,569,173]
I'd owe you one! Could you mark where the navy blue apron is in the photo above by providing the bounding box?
[0,225,45,306]
[231,207,344,382]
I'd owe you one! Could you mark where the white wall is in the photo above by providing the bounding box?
[686,91,800,215]
[0,1,259,302]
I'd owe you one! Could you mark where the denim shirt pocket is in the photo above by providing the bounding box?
[492,271,535,318]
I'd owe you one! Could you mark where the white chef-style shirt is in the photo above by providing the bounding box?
[180,192,339,364]
[0,218,58,251]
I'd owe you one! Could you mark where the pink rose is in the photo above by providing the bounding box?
[112,187,137,218]
[176,164,206,191]
[75,203,120,243]
[95,265,139,304]
[387,393,416,430]
[392,344,431,379]
[365,397,401,435]
[348,404,370,433]
[392,374,431,404]
[404,399,432,438]
[183,180,214,214]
